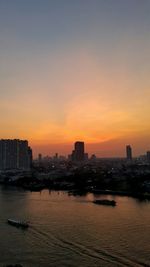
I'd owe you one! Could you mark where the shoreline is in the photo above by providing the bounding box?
[0,183,150,200]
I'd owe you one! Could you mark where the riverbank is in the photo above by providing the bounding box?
[1,182,150,200]
[89,189,150,200]
[67,188,150,200]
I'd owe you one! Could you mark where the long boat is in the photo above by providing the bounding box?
[93,199,116,206]
[7,219,29,228]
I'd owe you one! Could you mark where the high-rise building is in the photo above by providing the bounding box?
[54,153,58,160]
[0,139,32,170]
[126,145,132,160]
[28,147,33,168]
[38,153,42,165]
[72,141,85,161]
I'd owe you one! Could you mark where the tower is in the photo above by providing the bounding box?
[126,145,132,160]
[71,141,85,161]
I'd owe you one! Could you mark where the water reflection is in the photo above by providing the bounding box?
[0,188,150,267]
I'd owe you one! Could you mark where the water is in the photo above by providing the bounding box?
[0,186,150,267]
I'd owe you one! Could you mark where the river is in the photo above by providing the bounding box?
[0,186,150,267]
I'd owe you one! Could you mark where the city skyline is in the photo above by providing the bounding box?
[1,138,149,160]
[0,1,150,156]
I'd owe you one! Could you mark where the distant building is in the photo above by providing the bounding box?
[84,153,89,161]
[68,154,72,161]
[0,139,32,170]
[126,145,132,160]
[90,154,97,161]
[71,141,85,161]
[28,147,33,168]
[59,155,66,161]
[54,153,58,160]
[38,153,42,160]
[147,151,150,162]
[38,153,42,165]
[71,150,75,161]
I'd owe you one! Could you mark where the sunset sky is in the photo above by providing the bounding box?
[0,0,150,157]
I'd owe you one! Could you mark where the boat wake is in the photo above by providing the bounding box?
[29,225,147,267]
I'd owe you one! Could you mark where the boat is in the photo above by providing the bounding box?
[93,199,116,206]
[7,219,29,228]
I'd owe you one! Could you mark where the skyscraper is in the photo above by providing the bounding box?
[126,145,132,160]
[72,141,85,161]
[0,139,32,170]
[28,147,33,168]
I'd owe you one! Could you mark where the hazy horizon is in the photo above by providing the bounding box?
[0,0,150,157]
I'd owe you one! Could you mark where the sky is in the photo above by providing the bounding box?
[0,0,150,157]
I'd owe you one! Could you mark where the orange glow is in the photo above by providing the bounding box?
[0,47,150,157]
